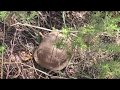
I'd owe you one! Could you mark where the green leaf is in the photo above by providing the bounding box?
[0,45,6,54]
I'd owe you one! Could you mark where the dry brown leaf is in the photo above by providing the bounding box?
[19,51,32,62]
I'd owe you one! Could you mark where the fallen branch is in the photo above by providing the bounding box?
[11,22,53,32]
[10,22,79,33]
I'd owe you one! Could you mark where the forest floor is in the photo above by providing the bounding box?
[0,11,120,79]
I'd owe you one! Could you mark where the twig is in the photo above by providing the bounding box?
[11,22,54,32]
[3,62,21,64]
[6,29,18,79]
[50,76,68,79]
[4,61,52,77]
[20,62,52,77]
[1,20,6,79]
[62,11,66,27]
[10,22,79,33]
[12,61,21,79]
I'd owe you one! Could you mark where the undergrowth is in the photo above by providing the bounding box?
[96,60,120,79]
[0,11,120,79]
[60,11,120,79]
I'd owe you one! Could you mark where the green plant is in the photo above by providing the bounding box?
[89,11,120,33]
[100,44,120,53]
[55,38,66,49]
[16,11,38,23]
[59,12,120,51]
[63,11,120,79]
[61,26,71,37]
[0,45,6,54]
[83,12,120,51]
[96,60,120,79]
[0,11,9,21]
